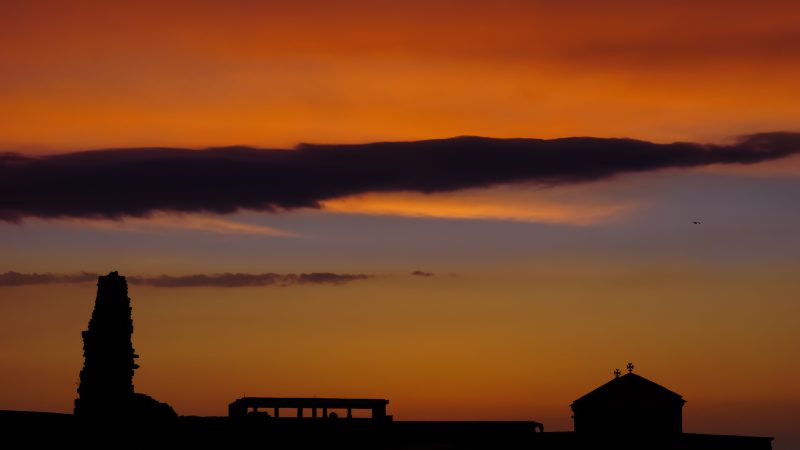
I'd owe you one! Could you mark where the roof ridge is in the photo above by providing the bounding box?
[572,373,684,406]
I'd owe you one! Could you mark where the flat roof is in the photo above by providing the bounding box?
[230,397,389,408]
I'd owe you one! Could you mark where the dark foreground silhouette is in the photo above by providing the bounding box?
[0,272,774,449]
[74,271,176,421]
[0,410,774,450]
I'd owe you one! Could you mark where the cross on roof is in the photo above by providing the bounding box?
[626,362,635,373]
[613,369,621,378]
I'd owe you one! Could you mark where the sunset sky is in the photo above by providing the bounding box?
[1,1,799,448]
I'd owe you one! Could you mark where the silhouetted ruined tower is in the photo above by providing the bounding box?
[75,271,140,417]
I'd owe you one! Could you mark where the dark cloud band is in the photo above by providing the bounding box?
[1,132,798,221]
[0,271,371,288]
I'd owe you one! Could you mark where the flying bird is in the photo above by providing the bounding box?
[692,221,702,224]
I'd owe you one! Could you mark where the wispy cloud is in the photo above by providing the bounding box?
[1,132,798,222]
[411,270,435,277]
[0,271,371,288]
[129,272,370,288]
[0,271,97,286]
[321,191,635,225]
[66,212,298,237]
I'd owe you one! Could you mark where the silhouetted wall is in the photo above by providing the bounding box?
[573,404,683,435]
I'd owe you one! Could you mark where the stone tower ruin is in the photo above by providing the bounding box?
[75,271,175,420]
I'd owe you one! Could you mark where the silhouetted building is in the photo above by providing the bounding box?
[74,271,175,420]
[229,397,391,421]
[571,367,685,435]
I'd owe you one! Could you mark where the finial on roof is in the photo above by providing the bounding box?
[613,368,621,378]
[626,362,635,373]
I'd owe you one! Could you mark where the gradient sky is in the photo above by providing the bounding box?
[1,1,799,448]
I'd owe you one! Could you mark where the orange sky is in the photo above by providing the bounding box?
[1,2,799,448]
[1,265,798,430]
[1,1,799,150]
